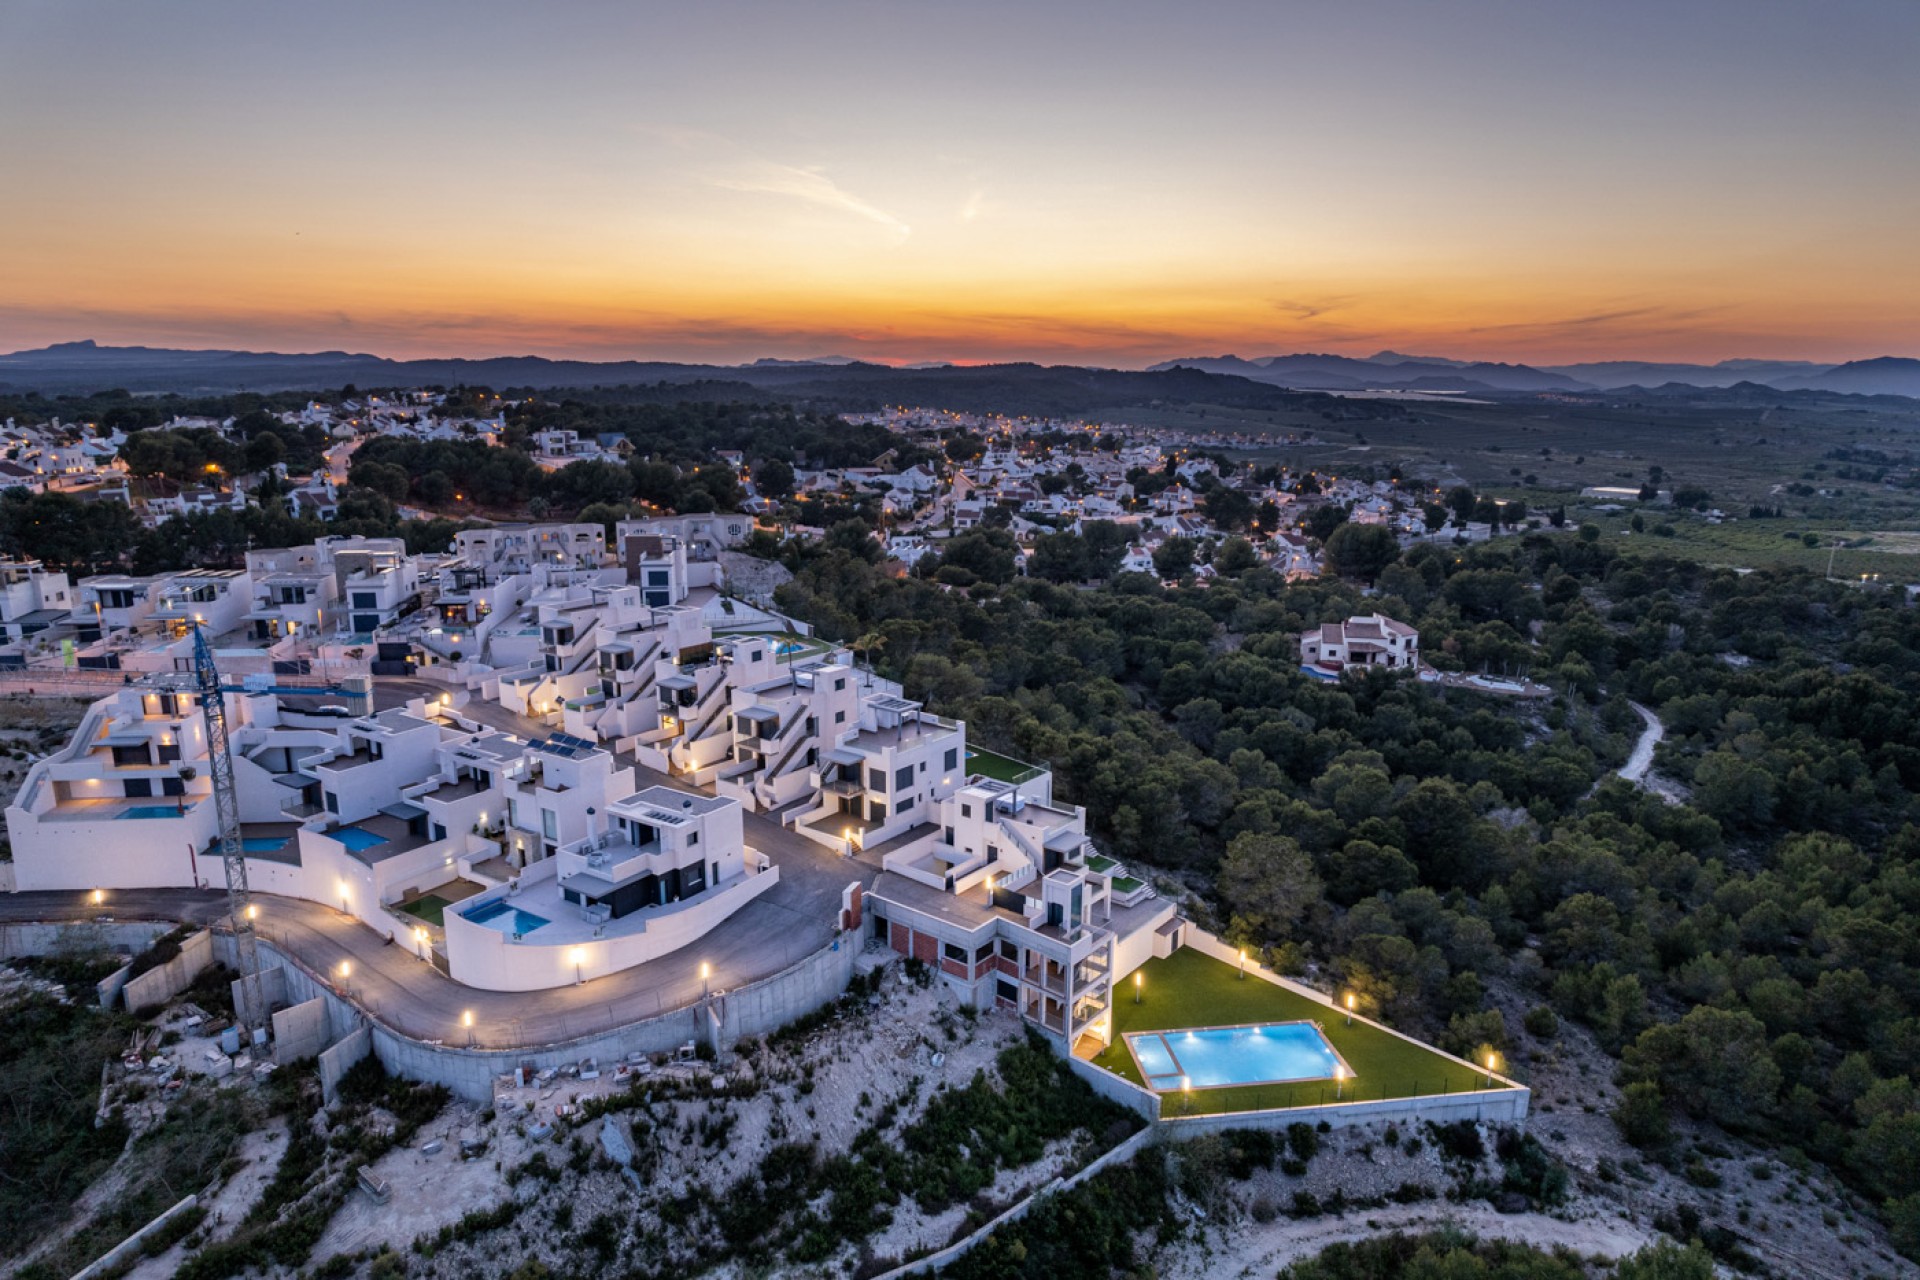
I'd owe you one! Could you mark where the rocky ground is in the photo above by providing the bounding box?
[303,960,1077,1277]
[1155,994,1916,1280]
[0,694,92,814]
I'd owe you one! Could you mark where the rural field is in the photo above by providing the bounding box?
[1121,392,1920,578]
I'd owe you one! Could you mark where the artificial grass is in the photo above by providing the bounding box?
[966,748,1040,783]
[1092,948,1495,1115]
[397,894,450,928]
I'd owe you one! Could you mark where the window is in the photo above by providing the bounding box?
[157,743,182,764]
[834,677,846,691]
[987,845,999,863]
[894,765,913,790]
[689,831,699,846]
[352,592,377,609]
[945,748,958,772]
[867,767,886,792]
[943,942,968,963]
[124,778,152,798]
[835,710,846,724]
[943,826,954,844]
[432,823,447,842]
[162,777,185,796]
[997,979,1018,1003]
[541,808,557,839]
[961,803,972,818]
[918,761,926,774]
[974,943,994,962]
[898,796,914,813]
[998,939,1018,960]
[324,791,339,814]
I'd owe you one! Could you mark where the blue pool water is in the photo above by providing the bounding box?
[242,837,288,854]
[1127,1022,1344,1091]
[462,898,551,934]
[120,804,189,819]
[774,639,807,656]
[331,827,389,853]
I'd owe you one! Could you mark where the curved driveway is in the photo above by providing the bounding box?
[5,680,874,1050]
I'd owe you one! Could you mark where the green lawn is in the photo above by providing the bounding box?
[967,748,1042,783]
[1093,949,1495,1115]
[398,894,450,928]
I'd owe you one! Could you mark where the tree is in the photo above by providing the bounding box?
[1152,536,1196,579]
[1303,505,1347,542]
[1212,537,1258,575]
[1323,523,1400,583]
[1216,833,1321,944]
[1613,1081,1670,1149]
[754,457,795,499]
[243,431,284,474]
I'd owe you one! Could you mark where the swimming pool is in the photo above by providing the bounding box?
[1126,1022,1347,1091]
[242,837,288,854]
[462,898,551,935]
[331,827,389,853]
[119,804,190,819]
[774,638,808,657]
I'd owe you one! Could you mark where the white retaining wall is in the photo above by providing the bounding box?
[121,929,214,1012]
[1157,1084,1530,1135]
[1066,1054,1161,1121]
[216,928,862,1102]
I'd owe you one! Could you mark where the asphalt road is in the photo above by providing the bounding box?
[0,678,875,1049]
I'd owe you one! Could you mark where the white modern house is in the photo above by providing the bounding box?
[865,758,1179,1050]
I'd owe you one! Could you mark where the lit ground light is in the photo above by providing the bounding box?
[1093,949,1495,1115]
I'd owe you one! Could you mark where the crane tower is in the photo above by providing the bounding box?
[192,623,265,1029]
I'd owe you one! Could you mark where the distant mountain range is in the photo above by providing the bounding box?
[0,341,1400,419]
[3,339,1918,402]
[1148,351,1920,398]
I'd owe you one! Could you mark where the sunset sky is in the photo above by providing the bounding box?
[2,0,1916,367]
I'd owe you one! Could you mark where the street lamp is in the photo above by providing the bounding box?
[90,888,104,907]
[1133,971,1143,1004]
[246,904,258,921]
[1483,1049,1500,1087]
[1238,947,1247,980]
[1334,1063,1347,1100]
[337,960,351,981]
[701,961,711,998]
[571,946,586,986]
[462,1009,475,1046]
[1344,992,1355,1026]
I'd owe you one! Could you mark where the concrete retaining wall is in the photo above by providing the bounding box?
[70,1194,199,1280]
[319,1025,372,1104]
[273,997,333,1065]
[218,928,862,1102]
[230,964,288,1029]
[1157,1084,1531,1136]
[121,929,214,1012]
[1066,1054,1161,1121]
[0,919,174,961]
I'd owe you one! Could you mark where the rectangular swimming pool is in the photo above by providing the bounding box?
[462,898,551,935]
[242,837,288,854]
[331,827,389,853]
[120,804,191,819]
[1125,1022,1347,1091]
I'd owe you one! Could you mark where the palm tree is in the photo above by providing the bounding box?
[176,765,197,814]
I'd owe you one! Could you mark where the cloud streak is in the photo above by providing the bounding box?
[712,163,911,240]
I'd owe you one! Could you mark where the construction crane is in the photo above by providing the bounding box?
[193,622,266,1032]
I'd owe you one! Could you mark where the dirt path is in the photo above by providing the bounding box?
[1619,701,1663,783]
[125,1120,290,1280]
[1163,1203,1657,1278]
